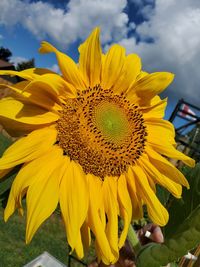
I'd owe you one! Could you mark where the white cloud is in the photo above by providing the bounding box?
[119,0,200,105]
[10,56,27,67]
[0,0,129,47]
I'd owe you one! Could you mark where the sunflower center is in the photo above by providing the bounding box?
[94,101,130,145]
[56,85,147,179]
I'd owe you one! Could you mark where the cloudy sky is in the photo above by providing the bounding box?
[0,0,200,122]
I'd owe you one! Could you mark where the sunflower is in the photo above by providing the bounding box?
[0,28,195,264]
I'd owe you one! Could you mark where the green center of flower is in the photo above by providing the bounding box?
[94,101,130,145]
[56,85,147,179]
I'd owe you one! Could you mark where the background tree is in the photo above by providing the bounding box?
[16,58,35,71]
[0,47,12,62]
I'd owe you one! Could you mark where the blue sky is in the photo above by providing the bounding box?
[0,0,200,125]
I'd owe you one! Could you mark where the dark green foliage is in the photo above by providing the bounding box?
[137,164,200,266]
[16,58,35,71]
[156,185,170,206]
[165,164,200,237]
[0,133,12,156]
[136,206,200,267]
[0,46,12,62]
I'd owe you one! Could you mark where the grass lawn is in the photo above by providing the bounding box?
[0,205,94,267]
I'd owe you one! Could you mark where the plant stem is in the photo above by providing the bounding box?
[127,224,142,255]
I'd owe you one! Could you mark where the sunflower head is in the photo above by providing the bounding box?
[56,85,147,178]
[0,28,195,264]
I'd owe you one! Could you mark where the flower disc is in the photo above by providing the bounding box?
[56,85,147,178]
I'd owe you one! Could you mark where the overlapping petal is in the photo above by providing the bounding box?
[117,174,132,248]
[102,177,119,260]
[113,53,141,94]
[126,72,174,106]
[126,168,143,219]
[39,41,86,89]
[87,174,115,264]
[131,165,169,226]
[142,97,167,119]
[0,127,57,169]
[59,160,89,258]
[79,28,101,87]
[4,146,62,221]
[26,147,64,243]
[145,145,190,188]
[140,155,182,198]
[101,44,126,90]
[146,118,176,145]
[0,97,59,124]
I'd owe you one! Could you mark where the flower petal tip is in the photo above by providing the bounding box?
[39,41,56,54]
[25,236,31,245]
[164,72,175,85]
[93,26,100,34]
[4,215,8,223]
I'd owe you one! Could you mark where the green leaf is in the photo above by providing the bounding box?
[0,167,19,207]
[0,132,12,156]
[156,185,170,206]
[136,206,200,267]
[165,163,200,237]
[0,133,14,206]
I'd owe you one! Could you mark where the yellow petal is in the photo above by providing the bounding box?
[147,175,157,192]
[74,232,84,259]
[0,97,59,135]
[0,70,34,81]
[140,155,182,198]
[24,73,76,98]
[103,177,119,260]
[142,97,167,119]
[4,187,16,222]
[2,82,62,112]
[79,27,101,87]
[101,44,126,90]
[21,67,55,78]
[4,146,62,221]
[39,41,86,90]
[0,127,57,169]
[26,147,64,243]
[146,119,176,146]
[113,54,141,94]
[145,145,190,188]
[59,160,88,257]
[0,97,59,124]
[126,168,143,219]
[135,71,148,81]
[87,174,115,264]
[117,174,132,248]
[126,72,174,105]
[148,141,195,168]
[131,165,169,226]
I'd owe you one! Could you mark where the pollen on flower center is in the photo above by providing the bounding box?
[56,85,147,178]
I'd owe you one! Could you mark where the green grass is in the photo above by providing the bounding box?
[0,205,95,267]
[0,207,69,267]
